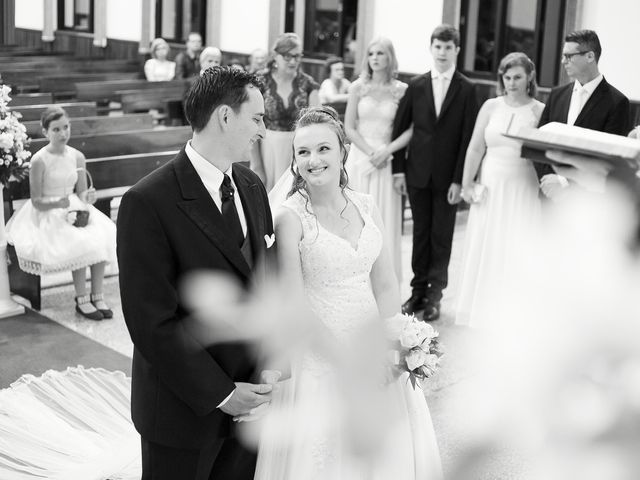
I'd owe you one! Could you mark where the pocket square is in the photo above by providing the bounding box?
[264,234,275,248]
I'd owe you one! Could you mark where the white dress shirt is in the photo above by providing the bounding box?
[185,141,247,237]
[185,140,247,409]
[566,74,603,126]
[431,64,455,117]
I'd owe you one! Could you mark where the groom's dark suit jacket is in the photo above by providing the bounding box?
[535,77,631,177]
[117,148,273,449]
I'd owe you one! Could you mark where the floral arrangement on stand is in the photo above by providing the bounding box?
[386,313,444,389]
[0,84,31,187]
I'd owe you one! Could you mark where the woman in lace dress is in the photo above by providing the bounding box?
[254,33,319,190]
[344,37,412,282]
[456,53,545,328]
[6,107,116,320]
[254,107,441,479]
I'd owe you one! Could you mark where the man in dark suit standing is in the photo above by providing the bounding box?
[117,67,274,480]
[538,29,631,199]
[392,25,478,321]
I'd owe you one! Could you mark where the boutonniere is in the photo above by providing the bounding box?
[264,234,275,249]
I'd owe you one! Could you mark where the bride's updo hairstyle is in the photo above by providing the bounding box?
[288,105,349,197]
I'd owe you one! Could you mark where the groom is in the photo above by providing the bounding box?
[117,67,274,480]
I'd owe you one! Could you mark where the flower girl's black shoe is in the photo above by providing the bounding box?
[75,295,104,321]
[90,293,113,319]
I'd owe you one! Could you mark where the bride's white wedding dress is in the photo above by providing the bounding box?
[254,190,441,479]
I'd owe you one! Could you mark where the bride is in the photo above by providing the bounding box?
[254,106,442,479]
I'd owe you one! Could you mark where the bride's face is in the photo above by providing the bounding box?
[293,124,344,188]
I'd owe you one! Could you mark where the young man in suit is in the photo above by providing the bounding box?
[117,67,274,480]
[538,29,631,199]
[392,25,478,321]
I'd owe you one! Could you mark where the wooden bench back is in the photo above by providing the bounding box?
[11,102,98,122]
[27,126,191,158]
[23,113,155,138]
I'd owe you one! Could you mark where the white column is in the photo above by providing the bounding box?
[93,0,107,48]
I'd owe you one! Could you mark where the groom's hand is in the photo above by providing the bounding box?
[219,382,273,417]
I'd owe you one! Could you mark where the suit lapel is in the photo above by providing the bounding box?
[438,72,461,121]
[574,79,608,127]
[233,167,265,261]
[173,151,251,279]
[423,73,437,121]
[557,83,573,123]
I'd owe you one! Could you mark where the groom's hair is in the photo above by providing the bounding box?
[184,66,263,132]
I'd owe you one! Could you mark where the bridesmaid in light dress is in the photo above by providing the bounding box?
[456,52,545,328]
[344,37,413,282]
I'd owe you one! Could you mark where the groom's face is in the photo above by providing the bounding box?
[227,85,266,158]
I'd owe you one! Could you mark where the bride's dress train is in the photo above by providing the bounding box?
[255,190,442,479]
[0,366,140,480]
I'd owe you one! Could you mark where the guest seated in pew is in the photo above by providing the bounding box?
[6,107,117,321]
[318,56,351,105]
[174,32,203,79]
[246,48,268,74]
[144,38,176,82]
[199,46,222,75]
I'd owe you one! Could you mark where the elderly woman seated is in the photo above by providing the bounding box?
[199,46,222,75]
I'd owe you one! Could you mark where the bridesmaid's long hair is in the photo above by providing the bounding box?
[359,37,398,83]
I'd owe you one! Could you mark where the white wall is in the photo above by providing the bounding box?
[15,0,44,31]
[106,0,142,41]
[372,0,444,74]
[580,0,640,101]
[219,0,270,53]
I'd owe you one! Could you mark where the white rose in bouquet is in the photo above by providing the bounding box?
[0,132,13,150]
[406,348,428,371]
[400,321,425,348]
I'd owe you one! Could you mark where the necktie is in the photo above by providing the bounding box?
[567,87,588,126]
[220,174,244,247]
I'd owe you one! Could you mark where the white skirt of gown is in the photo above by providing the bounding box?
[345,143,402,282]
[6,194,117,275]
[253,370,442,480]
[456,152,540,328]
[0,366,141,480]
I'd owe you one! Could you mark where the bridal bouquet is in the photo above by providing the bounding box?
[386,313,444,388]
[0,84,31,187]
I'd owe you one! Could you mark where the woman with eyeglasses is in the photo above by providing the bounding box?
[254,33,320,190]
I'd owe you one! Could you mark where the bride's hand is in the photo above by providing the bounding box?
[369,145,392,169]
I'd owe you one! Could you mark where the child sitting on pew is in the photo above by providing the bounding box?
[6,107,117,320]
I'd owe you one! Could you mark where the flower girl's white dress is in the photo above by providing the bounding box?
[254,190,442,479]
[6,146,116,275]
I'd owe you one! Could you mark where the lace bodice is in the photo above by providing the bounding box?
[352,78,406,146]
[282,190,382,342]
[484,97,543,161]
[38,147,78,198]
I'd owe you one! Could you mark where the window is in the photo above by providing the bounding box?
[459,0,566,86]
[58,0,94,33]
[155,0,206,43]
[303,0,358,61]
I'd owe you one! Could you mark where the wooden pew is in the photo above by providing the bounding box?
[5,150,178,310]
[23,113,155,139]
[27,126,191,158]
[39,72,143,98]
[9,93,54,107]
[119,85,189,114]
[12,102,97,122]
[74,79,189,103]
[1,60,142,91]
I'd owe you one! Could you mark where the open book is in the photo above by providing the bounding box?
[504,120,640,171]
